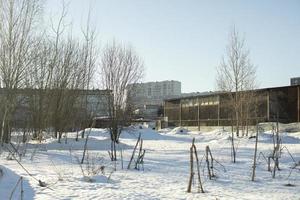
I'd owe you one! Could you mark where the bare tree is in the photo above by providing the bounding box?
[24,38,53,139]
[21,1,98,144]
[0,0,42,144]
[76,6,98,140]
[101,41,144,161]
[241,91,255,137]
[216,27,256,138]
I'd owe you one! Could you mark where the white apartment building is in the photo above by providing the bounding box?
[130,80,181,105]
[130,80,181,119]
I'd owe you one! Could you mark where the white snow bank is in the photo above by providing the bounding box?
[80,175,111,183]
[169,127,190,135]
[120,127,165,140]
[1,125,299,200]
[28,134,131,151]
[258,131,300,144]
[158,128,173,134]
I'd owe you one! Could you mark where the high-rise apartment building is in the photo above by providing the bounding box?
[129,80,181,118]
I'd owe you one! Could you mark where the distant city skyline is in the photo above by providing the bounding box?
[45,0,300,93]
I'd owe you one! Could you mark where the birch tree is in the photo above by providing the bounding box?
[101,41,144,161]
[216,27,256,137]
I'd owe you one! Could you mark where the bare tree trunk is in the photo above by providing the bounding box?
[246,119,249,137]
[75,129,79,141]
[101,41,144,164]
[231,120,236,163]
[1,109,8,145]
[275,118,280,170]
[81,120,95,164]
[22,129,27,143]
[81,129,85,139]
[236,103,239,137]
[251,123,259,181]
[113,132,117,161]
[109,127,118,161]
[216,27,256,139]
[272,117,280,178]
[58,131,63,143]
[120,148,123,170]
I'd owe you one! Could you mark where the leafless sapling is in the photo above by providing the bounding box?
[101,41,144,161]
[216,27,257,137]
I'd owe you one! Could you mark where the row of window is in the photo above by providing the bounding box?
[181,97,219,107]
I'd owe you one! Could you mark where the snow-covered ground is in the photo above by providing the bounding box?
[0,124,299,200]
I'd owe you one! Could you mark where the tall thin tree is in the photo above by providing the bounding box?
[101,41,144,161]
[216,27,256,137]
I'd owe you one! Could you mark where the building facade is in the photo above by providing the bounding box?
[164,85,300,128]
[129,80,181,119]
[0,88,111,129]
[291,77,300,86]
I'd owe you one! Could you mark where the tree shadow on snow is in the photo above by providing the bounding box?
[258,132,300,144]
[0,165,35,200]
[27,137,132,151]
[121,128,196,143]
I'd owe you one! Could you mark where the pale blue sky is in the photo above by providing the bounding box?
[45,0,300,93]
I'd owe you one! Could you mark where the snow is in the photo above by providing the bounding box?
[168,127,190,135]
[0,165,34,200]
[0,124,299,200]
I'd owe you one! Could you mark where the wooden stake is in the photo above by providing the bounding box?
[187,138,195,193]
[194,144,204,193]
[187,138,204,193]
[135,139,143,170]
[187,146,194,193]
[206,146,212,180]
[127,133,141,169]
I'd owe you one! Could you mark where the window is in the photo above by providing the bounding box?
[148,88,152,96]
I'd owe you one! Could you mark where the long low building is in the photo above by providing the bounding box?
[0,88,111,129]
[164,85,300,128]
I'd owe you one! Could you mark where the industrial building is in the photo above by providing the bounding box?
[164,85,300,128]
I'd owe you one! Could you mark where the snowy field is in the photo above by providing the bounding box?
[0,124,299,200]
